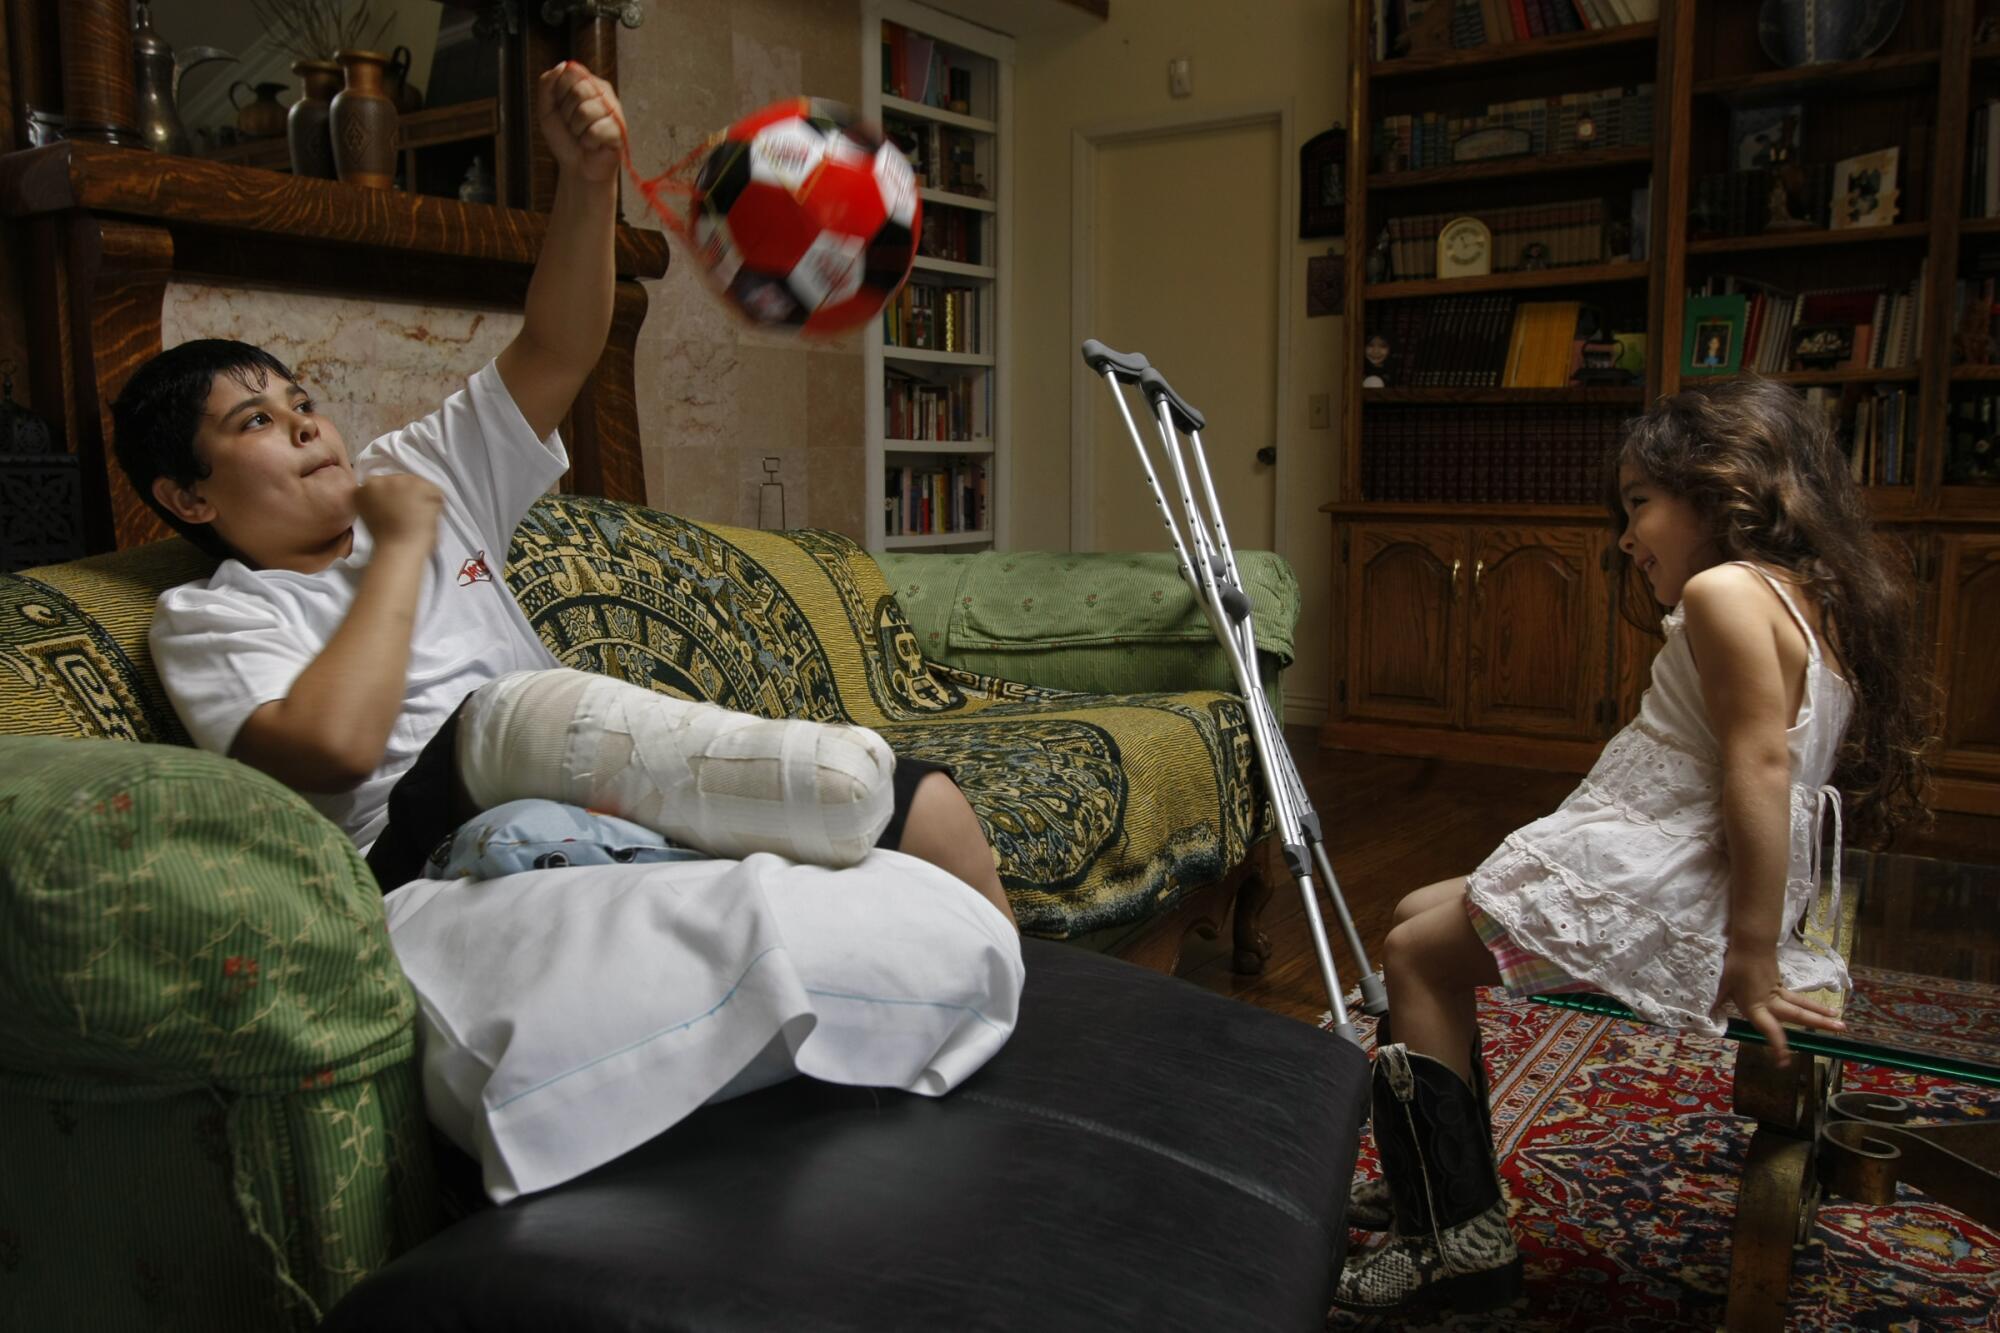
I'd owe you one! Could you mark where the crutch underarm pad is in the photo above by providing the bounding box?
[1139,368,1206,433]
[1080,339,1151,383]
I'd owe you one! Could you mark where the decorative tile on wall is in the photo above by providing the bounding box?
[162,282,521,455]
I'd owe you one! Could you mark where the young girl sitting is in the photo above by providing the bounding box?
[1333,378,1932,1316]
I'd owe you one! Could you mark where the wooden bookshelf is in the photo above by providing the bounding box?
[1334,0,2000,821]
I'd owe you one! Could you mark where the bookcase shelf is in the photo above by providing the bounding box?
[1363,387,1644,405]
[1691,51,1941,102]
[1366,260,1649,299]
[1684,222,1932,254]
[1368,145,1651,191]
[1369,21,1657,82]
[865,1,1011,553]
[1337,0,2000,816]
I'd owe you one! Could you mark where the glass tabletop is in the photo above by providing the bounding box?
[1535,849,2000,1089]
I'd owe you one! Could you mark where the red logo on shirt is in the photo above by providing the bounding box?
[457,550,493,586]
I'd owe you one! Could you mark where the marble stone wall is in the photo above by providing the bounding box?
[615,0,866,538]
[161,282,521,453]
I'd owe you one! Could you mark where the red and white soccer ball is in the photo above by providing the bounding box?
[689,98,920,335]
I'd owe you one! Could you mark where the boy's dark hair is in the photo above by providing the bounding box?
[110,339,300,561]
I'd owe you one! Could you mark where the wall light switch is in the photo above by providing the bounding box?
[1308,393,1330,430]
[1168,56,1192,98]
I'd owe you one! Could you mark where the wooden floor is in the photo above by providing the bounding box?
[1180,731,2000,1027]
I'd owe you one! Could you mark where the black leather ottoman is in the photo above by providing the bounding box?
[322,939,1370,1333]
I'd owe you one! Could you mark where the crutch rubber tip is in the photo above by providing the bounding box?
[1358,974,1390,1017]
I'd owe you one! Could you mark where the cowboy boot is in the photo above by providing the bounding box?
[1348,1026,1497,1232]
[1331,1043,1522,1315]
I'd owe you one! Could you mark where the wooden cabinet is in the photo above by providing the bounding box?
[1336,519,1611,762]
[1934,533,2000,808]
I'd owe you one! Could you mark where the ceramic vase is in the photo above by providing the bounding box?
[231,80,288,139]
[330,49,399,189]
[286,59,340,179]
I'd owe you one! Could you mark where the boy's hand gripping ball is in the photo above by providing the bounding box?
[614,97,921,335]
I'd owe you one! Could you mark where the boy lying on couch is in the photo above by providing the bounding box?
[106,60,1022,1202]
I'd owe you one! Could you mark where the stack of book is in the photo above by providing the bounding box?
[881,21,976,110]
[1952,277,2000,364]
[918,210,982,265]
[1807,386,1913,485]
[886,461,989,536]
[886,117,983,194]
[883,283,984,354]
[1361,406,1628,503]
[1373,85,1653,171]
[1383,199,1605,279]
[885,369,990,442]
[1697,274,1923,374]
[1370,0,1657,61]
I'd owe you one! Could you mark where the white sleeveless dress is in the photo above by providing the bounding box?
[1464,563,1854,1035]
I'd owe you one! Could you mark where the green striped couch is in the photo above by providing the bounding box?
[0,494,1295,1330]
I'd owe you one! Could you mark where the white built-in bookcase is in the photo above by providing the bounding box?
[862,0,1013,552]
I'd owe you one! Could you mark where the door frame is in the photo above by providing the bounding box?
[1068,102,1296,554]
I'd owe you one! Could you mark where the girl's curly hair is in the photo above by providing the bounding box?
[1606,377,1934,842]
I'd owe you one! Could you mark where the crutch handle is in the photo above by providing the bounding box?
[1080,339,1151,384]
[1139,368,1206,434]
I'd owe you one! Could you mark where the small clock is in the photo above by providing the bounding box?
[1436,215,1492,279]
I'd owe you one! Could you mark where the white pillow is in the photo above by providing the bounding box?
[383,849,1023,1203]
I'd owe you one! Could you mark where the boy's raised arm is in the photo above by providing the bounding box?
[495,61,624,441]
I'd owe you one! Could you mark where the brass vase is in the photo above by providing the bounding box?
[286,59,340,179]
[330,49,399,189]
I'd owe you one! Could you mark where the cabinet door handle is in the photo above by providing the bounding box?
[1451,558,1463,600]
[1473,558,1485,595]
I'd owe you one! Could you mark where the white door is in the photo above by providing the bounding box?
[1085,118,1281,554]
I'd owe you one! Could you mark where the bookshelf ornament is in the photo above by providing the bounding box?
[611,97,921,335]
[1436,216,1491,278]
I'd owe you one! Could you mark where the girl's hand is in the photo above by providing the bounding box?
[537,61,623,183]
[1716,941,1845,1066]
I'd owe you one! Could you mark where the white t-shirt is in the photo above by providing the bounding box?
[152,359,566,850]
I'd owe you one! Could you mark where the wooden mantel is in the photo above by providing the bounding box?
[0,140,670,279]
[0,141,668,553]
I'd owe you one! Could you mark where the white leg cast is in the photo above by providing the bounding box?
[456,669,896,866]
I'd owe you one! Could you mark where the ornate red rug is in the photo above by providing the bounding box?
[1325,972,2000,1331]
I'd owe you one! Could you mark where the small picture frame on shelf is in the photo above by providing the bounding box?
[1452,126,1531,164]
[1831,146,1900,230]
[1299,126,1347,239]
[1731,104,1805,171]
[1791,322,1855,370]
[1682,295,1747,377]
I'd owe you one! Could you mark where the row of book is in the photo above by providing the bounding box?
[883,282,985,355]
[1371,0,1655,62]
[1968,101,2000,219]
[1366,297,1639,388]
[885,368,991,442]
[1693,273,1924,374]
[885,462,989,537]
[1372,85,1653,173]
[1804,386,1914,486]
[1382,199,1606,280]
[918,209,984,265]
[1946,392,2000,483]
[1952,277,2000,364]
[880,21,978,112]
[886,118,986,196]
[1360,407,1628,505]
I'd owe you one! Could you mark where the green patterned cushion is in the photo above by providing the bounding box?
[508,495,1265,938]
[0,735,437,1326]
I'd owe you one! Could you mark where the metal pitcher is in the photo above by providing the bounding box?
[133,2,235,156]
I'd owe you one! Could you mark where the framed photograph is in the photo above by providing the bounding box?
[1682,294,1747,377]
[1791,322,1855,370]
[1831,146,1900,229]
[1300,126,1347,239]
[1452,126,1532,163]
[1730,103,1805,170]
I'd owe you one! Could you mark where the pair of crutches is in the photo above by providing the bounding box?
[1080,339,1387,1043]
